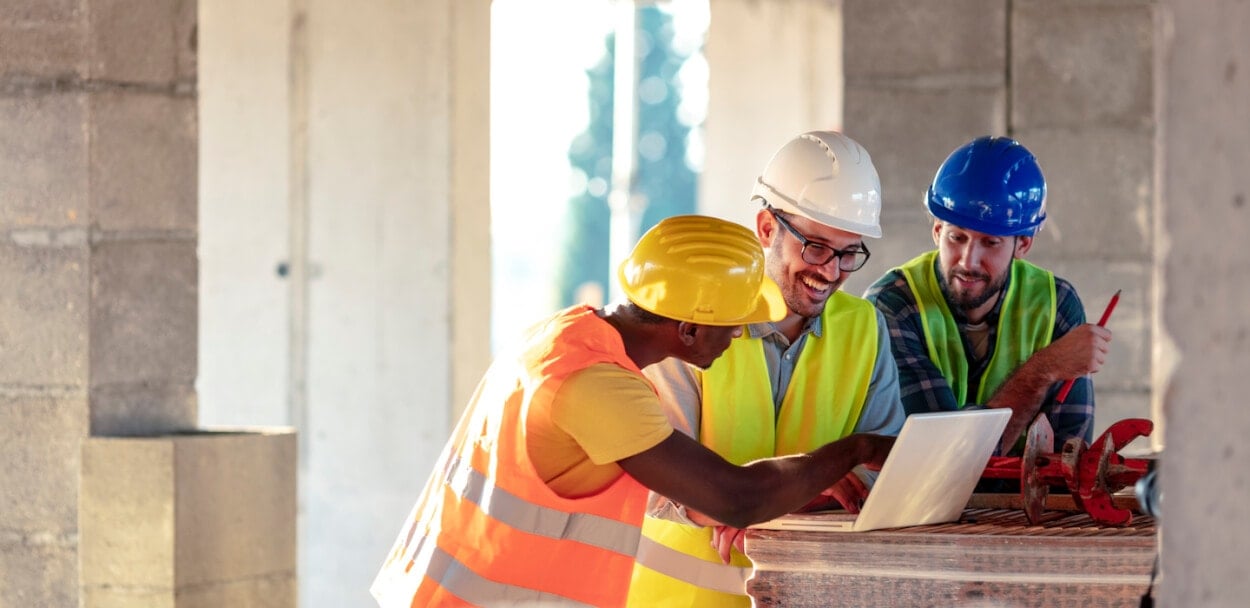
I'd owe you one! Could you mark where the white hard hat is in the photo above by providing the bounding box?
[751,131,883,238]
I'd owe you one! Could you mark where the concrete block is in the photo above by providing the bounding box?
[1015,127,1153,259]
[0,392,88,531]
[845,85,1005,221]
[80,430,297,607]
[174,431,297,588]
[0,0,82,23]
[90,91,197,233]
[1012,2,1154,129]
[90,380,197,437]
[90,240,197,387]
[0,540,78,608]
[0,93,90,228]
[176,575,297,608]
[80,438,176,590]
[0,243,89,385]
[844,0,1006,79]
[0,21,87,81]
[88,0,177,84]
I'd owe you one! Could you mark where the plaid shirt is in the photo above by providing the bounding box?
[864,262,1094,454]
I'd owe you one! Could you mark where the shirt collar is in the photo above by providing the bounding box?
[746,312,823,341]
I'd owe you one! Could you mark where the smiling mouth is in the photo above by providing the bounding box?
[799,273,834,296]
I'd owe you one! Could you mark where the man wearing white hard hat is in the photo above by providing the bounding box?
[628,132,906,608]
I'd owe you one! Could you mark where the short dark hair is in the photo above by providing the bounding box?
[624,301,671,325]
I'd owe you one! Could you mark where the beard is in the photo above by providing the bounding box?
[940,267,1008,313]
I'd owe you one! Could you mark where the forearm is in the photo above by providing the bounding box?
[986,353,1060,452]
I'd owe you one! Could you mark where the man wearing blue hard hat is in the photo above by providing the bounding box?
[865,136,1111,457]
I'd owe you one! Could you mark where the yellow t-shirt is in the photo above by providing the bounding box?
[528,363,674,498]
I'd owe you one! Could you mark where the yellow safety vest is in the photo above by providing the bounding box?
[372,306,651,607]
[898,250,1056,405]
[627,292,878,607]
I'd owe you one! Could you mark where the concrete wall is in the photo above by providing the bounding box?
[2,0,296,606]
[841,0,1154,440]
[198,1,491,606]
[701,0,843,228]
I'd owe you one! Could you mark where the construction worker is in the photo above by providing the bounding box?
[864,136,1109,458]
[370,215,895,607]
[627,132,907,607]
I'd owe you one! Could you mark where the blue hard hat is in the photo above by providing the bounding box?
[925,136,1047,237]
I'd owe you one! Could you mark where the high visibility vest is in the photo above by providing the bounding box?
[898,250,1056,405]
[627,292,878,607]
[372,306,652,608]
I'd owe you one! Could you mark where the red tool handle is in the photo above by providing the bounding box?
[1056,289,1121,403]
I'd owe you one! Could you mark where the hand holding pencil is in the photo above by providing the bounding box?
[1056,289,1120,403]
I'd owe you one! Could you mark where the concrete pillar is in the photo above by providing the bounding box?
[701,0,842,228]
[1,1,295,605]
[1156,2,1250,604]
[198,1,490,606]
[842,0,1155,437]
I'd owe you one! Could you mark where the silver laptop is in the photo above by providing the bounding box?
[752,409,1011,532]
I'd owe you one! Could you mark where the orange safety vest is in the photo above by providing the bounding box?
[371,306,652,607]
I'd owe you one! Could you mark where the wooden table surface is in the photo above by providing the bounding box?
[745,507,1157,607]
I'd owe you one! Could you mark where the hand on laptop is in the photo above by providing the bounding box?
[800,471,870,514]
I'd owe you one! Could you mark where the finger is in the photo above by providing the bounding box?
[716,527,735,564]
[732,528,745,555]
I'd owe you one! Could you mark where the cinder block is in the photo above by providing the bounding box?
[0,0,82,23]
[90,380,196,437]
[0,93,90,228]
[80,439,176,590]
[0,540,78,608]
[0,21,87,81]
[846,85,1006,221]
[175,431,298,588]
[80,430,297,608]
[1012,2,1154,129]
[844,0,1006,79]
[89,240,197,387]
[88,0,177,84]
[0,392,88,531]
[0,242,89,385]
[90,91,197,232]
[175,575,297,608]
[1016,127,1154,259]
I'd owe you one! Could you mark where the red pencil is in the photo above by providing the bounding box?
[1056,289,1121,403]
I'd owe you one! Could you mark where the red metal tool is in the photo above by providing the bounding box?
[982,414,1153,526]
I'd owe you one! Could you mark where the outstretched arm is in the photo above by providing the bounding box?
[618,430,893,530]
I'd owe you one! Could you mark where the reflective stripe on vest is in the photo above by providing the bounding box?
[627,292,879,607]
[897,251,1056,405]
[373,306,651,607]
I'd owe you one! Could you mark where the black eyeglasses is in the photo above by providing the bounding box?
[770,210,871,272]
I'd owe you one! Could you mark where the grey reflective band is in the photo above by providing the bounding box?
[445,455,641,556]
[633,535,750,596]
[406,533,597,607]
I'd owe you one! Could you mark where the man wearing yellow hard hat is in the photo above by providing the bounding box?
[370,214,895,608]
[629,132,907,607]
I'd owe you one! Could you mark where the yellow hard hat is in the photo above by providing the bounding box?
[619,215,786,326]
